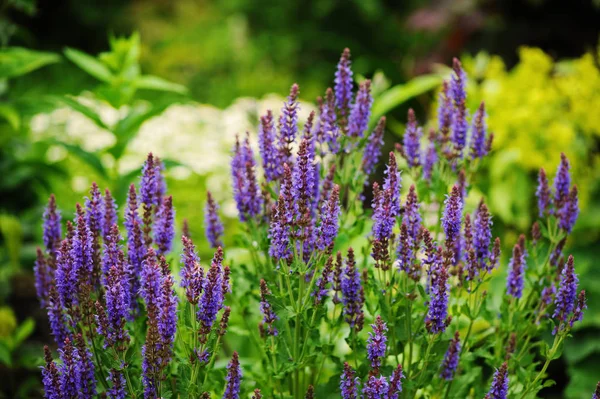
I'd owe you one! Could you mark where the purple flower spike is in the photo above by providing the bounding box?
[198,247,225,334]
[278,84,300,163]
[426,262,449,334]
[470,102,488,159]
[292,135,317,218]
[103,189,118,242]
[403,109,422,167]
[259,279,278,336]
[232,135,263,222]
[558,185,579,233]
[223,352,242,399]
[320,88,340,154]
[362,117,386,175]
[56,239,76,308]
[405,185,421,243]
[335,48,353,118]
[388,365,404,399]
[269,195,291,261]
[71,206,94,287]
[367,316,388,372]
[553,255,578,327]
[180,236,204,305]
[316,185,341,251]
[506,240,526,299]
[58,337,78,398]
[258,110,280,181]
[536,168,551,218]
[34,248,52,308]
[440,332,461,380]
[74,333,96,399]
[107,369,126,399]
[569,290,586,328]
[85,182,104,237]
[473,201,492,269]
[486,362,509,399]
[154,195,175,255]
[438,81,453,143]
[442,186,463,246]
[125,184,144,312]
[450,58,468,158]
[140,153,158,207]
[362,375,389,399]
[422,130,438,182]
[314,256,333,305]
[340,362,359,399]
[102,224,123,279]
[158,266,178,363]
[593,381,600,399]
[553,153,571,208]
[341,248,364,330]
[372,153,401,242]
[101,263,130,349]
[348,80,373,138]
[43,194,62,254]
[41,346,61,399]
[47,287,68,348]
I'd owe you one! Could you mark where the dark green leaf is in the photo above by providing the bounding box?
[0,47,60,79]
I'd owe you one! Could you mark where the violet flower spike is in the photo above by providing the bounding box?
[341,248,364,329]
[486,362,509,399]
[154,195,175,255]
[403,109,422,167]
[107,369,126,399]
[450,58,468,158]
[198,247,225,332]
[440,332,461,380]
[85,182,104,236]
[321,87,340,153]
[340,362,359,399]
[47,287,68,348]
[426,262,449,334]
[470,102,488,159]
[34,248,52,308]
[259,279,278,336]
[71,207,94,287]
[558,185,579,233]
[592,381,600,399]
[334,48,353,117]
[441,186,464,245]
[55,239,77,308]
[140,153,158,207]
[569,290,586,328]
[180,236,204,305]
[258,110,280,181]
[405,185,421,243]
[231,134,262,222]
[362,375,389,399]
[41,346,61,399]
[316,185,340,251]
[278,84,300,164]
[57,337,78,398]
[203,191,224,249]
[438,80,453,142]
[553,255,579,328]
[103,189,118,243]
[362,117,386,175]
[422,130,438,181]
[473,201,492,269]
[223,352,242,399]
[103,265,130,349]
[124,184,145,311]
[43,194,62,254]
[347,79,373,138]
[158,267,178,363]
[506,243,526,299]
[553,153,571,208]
[74,333,96,399]
[366,316,388,371]
[268,196,291,261]
[536,168,551,218]
[388,365,404,399]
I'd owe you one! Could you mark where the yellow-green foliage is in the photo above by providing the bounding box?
[444,48,600,228]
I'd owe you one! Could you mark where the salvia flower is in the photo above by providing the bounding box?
[85,182,104,237]
[268,196,292,261]
[340,362,359,399]
[438,80,453,142]
[553,153,571,208]
[316,184,340,251]
[440,332,461,380]
[34,248,52,308]
[56,239,77,308]
[103,189,118,242]
[506,243,526,299]
[198,247,225,334]
[314,256,333,305]
[388,365,404,399]
[41,346,60,399]
[397,223,418,280]
[158,266,178,363]
[57,337,78,398]
[320,87,340,153]
[107,369,126,399]
[347,80,373,138]
[223,352,242,399]
[569,290,586,328]
[470,102,488,159]
[450,58,468,158]
[259,279,278,336]
[74,333,96,399]
[231,135,262,222]
[47,287,68,348]
[125,184,145,311]
[362,117,386,175]
[422,130,438,181]
[334,48,353,118]
[180,236,204,305]
[252,389,262,399]
[426,262,449,334]
[278,83,300,163]
[372,153,401,242]
[102,265,130,349]
[553,255,578,327]
[292,136,317,220]
[140,153,158,207]
[405,185,421,243]
[366,316,388,372]
[473,201,492,269]
[558,185,579,233]
[258,110,280,181]
[592,381,600,399]
[536,168,551,217]
[341,248,364,329]
[441,186,463,246]
[362,375,389,399]
[102,224,123,279]
[71,209,94,287]
[486,362,509,399]
[154,195,175,254]
[403,109,422,167]
[43,194,62,254]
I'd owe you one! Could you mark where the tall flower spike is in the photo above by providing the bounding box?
[319,164,336,207]
[74,333,96,399]
[558,185,579,233]
[334,48,353,118]
[154,157,167,206]
[372,153,401,242]
[397,223,417,280]
[47,286,68,348]
[486,362,509,399]
[56,239,76,308]
[340,362,359,399]
[107,369,126,399]
[43,194,62,254]
[362,117,386,175]
[314,256,333,305]
[341,248,364,329]
[437,80,453,143]
[85,182,104,237]
[103,189,118,243]
[268,195,291,261]
[506,242,526,299]
[278,83,300,163]
[362,375,389,399]
[58,337,78,398]
[473,201,492,269]
[320,87,340,153]
[450,58,468,158]
[388,365,404,399]
[154,195,175,255]
[553,153,571,208]
[258,110,280,181]
[292,136,317,220]
[553,255,578,328]
[366,316,388,372]
[470,102,488,159]
[403,109,422,167]
[140,153,158,207]
[102,264,130,350]
[426,262,449,334]
[232,135,262,222]
[71,205,94,288]
[34,248,52,308]
[198,247,225,336]
[316,184,340,251]
[348,79,373,138]
[158,265,178,364]
[180,236,204,305]
[422,129,438,181]
[223,352,242,399]
[440,332,461,380]
[569,290,586,328]
[405,185,421,243]
[102,224,123,279]
[442,186,463,246]
[41,346,61,399]
[259,279,278,336]
[536,168,551,218]
[125,184,144,311]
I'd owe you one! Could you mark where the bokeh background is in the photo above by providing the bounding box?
[1,0,599,397]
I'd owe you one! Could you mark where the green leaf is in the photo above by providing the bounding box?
[0,104,21,130]
[371,74,443,123]
[134,75,188,94]
[52,140,108,179]
[0,47,60,79]
[53,95,110,130]
[12,318,35,348]
[64,47,113,83]
[0,342,11,366]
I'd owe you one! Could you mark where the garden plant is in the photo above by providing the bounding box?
[34,49,598,398]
